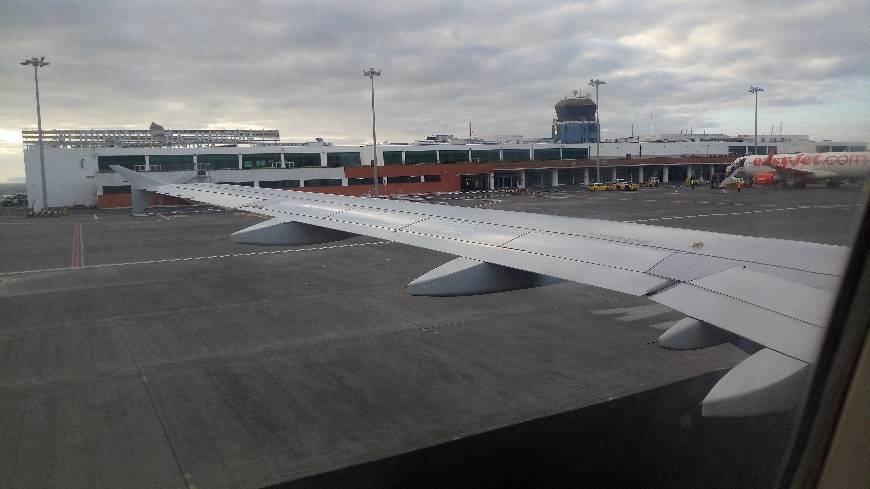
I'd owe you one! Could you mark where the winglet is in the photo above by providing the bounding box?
[109,165,164,191]
[109,165,167,215]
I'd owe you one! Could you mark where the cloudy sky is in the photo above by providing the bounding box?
[1,0,868,181]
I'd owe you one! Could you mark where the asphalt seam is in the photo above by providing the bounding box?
[117,323,201,489]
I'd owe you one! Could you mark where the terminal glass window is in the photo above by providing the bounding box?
[97,155,145,171]
[438,150,469,163]
[405,150,437,164]
[197,154,239,170]
[534,148,561,160]
[259,180,300,189]
[242,153,281,169]
[503,149,531,162]
[349,178,375,185]
[383,151,403,165]
[562,147,588,160]
[101,185,131,194]
[149,155,194,171]
[423,175,442,182]
[471,149,500,162]
[326,152,362,167]
[283,153,321,168]
[305,179,342,187]
[386,176,419,184]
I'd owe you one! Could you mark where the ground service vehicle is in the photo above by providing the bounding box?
[609,179,639,191]
[587,182,608,191]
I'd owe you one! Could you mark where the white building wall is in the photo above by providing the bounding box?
[24,147,98,209]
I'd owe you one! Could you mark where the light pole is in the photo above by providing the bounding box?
[749,86,764,155]
[21,56,50,210]
[364,68,381,196]
[589,78,606,182]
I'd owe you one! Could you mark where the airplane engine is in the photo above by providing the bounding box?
[753,172,776,186]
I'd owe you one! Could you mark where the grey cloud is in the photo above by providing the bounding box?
[0,0,867,155]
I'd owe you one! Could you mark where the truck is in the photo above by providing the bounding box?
[1,193,27,207]
[609,179,639,191]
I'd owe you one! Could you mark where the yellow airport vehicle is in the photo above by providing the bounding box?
[587,182,609,191]
[609,179,639,191]
[644,177,659,188]
[722,177,744,189]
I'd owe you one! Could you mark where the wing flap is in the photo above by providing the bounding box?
[503,232,673,272]
[650,278,825,363]
[689,267,835,327]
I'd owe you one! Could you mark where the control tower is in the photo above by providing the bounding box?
[552,92,599,144]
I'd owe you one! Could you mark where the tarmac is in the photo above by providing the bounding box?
[0,185,865,488]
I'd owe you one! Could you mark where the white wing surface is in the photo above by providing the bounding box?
[113,166,849,417]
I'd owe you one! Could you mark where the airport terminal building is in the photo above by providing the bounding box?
[23,131,736,209]
[21,124,867,210]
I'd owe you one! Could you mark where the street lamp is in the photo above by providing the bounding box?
[364,68,381,196]
[589,78,606,182]
[21,56,49,210]
[749,86,764,155]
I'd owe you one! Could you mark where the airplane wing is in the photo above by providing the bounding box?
[112,166,850,417]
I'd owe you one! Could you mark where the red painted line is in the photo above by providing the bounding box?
[71,221,82,268]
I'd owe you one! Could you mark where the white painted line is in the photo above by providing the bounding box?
[0,241,389,276]
[93,214,98,220]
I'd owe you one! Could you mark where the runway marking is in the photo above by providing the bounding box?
[627,204,860,223]
[1,241,388,276]
[71,221,83,268]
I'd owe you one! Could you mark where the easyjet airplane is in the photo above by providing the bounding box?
[725,151,870,186]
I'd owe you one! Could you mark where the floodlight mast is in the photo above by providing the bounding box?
[749,86,764,155]
[588,78,606,182]
[364,68,381,196]
[21,56,50,210]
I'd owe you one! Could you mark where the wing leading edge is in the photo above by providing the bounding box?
[112,166,848,417]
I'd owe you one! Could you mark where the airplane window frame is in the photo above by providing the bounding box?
[780,193,870,488]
